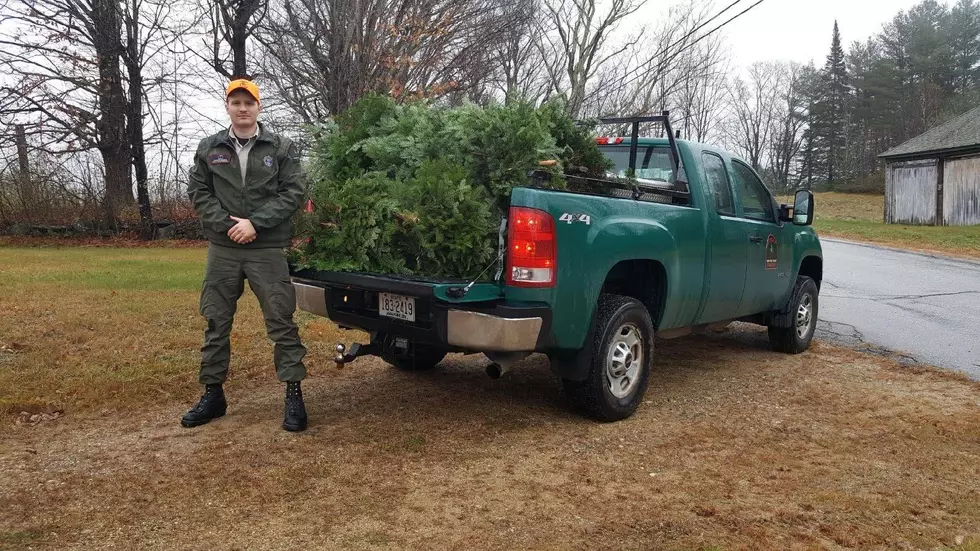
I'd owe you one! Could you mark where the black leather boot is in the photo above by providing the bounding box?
[283,381,307,432]
[181,384,227,428]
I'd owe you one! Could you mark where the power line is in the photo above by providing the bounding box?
[621,0,766,93]
[617,0,768,96]
[617,0,744,86]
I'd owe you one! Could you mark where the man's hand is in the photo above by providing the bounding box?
[228,216,257,244]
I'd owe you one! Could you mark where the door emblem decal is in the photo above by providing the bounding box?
[765,234,778,270]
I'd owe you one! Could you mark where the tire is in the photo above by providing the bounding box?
[563,294,655,422]
[768,275,819,354]
[382,342,447,371]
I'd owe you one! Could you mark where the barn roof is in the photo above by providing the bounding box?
[880,105,980,160]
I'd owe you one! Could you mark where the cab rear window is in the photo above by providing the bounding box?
[600,145,673,182]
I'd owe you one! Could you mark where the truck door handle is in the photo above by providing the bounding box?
[749,236,763,244]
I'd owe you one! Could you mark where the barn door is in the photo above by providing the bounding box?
[943,156,980,226]
[886,160,937,225]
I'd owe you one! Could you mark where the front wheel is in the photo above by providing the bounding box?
[563,294,655,422]
[768,276,819,354]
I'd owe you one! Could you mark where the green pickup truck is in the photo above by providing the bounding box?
[290,114,822,422]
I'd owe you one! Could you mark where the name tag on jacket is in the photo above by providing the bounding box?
[208,152,231,165]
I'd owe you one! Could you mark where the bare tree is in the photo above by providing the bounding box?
[584,0,726,129]
[768,62,809,191]
[254,0,517,122]
[719,61,811,190]
[0,0,201,236]
[536,0,646,117]
[206,0,269,79]
[123,0,183,238]
[673,32,729,142]
[0,0,132,213]
[491,0,550,103]
[723,61,783,171]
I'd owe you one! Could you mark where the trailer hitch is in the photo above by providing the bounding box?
[333,336,382,369]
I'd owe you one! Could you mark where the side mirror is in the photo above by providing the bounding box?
[793,189,814,226]
[778,203,792,222]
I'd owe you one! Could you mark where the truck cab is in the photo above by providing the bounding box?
[597,136,821,328]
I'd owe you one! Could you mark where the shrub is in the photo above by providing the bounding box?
[289,95,611,280]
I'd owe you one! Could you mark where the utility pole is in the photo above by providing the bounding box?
[14,124,34,220]
[15,124,29,176]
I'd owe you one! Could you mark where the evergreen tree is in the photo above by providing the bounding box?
[824,21,850,184]
[950,0,980,94]
[760,1,980,192]
[797,62,822,189]
[810,21,850,185]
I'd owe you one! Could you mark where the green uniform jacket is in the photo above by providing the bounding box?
[187,123,306,248]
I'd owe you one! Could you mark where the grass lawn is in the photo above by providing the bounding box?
[0,242,345,417]
[778,192,980,259]
[2,243,980,550]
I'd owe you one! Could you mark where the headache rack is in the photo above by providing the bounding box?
[530,111,692,206]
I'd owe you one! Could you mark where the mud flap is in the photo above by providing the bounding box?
[549,303,602,382]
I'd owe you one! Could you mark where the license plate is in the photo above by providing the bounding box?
[379,293,415,322]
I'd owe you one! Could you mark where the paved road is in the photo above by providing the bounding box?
[816,238,980,379]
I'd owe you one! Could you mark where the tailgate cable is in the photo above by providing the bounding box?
[446,218,507,299]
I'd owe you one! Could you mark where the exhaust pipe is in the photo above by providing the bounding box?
[484,351,530,379]
[486,362,509,379]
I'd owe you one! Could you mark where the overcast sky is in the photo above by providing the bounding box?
[648,0,939,68]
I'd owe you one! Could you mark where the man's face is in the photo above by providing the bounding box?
[226,91,260,128]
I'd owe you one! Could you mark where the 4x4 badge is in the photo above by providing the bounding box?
[559,213,591,225]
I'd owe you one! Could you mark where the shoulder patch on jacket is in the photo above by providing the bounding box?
[208,152,231,165]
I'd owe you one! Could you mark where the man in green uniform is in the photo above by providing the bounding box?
[182,78,309,432]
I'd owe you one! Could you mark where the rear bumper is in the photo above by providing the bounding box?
[295,282,330,317]
[445,310,542,351]
[292,279,550,353]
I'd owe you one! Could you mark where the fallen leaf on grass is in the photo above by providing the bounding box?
[15,410,64,426]
[1,342,27,353]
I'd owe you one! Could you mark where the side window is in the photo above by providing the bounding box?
[701,152,735,215]
[731,161,775,223]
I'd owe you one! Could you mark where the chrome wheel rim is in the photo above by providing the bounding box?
[796,293,814,339]
[606,323,643,399]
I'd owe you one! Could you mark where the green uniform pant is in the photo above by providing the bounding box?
[198,244,307,385]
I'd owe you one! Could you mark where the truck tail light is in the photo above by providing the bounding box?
[506,207,556,288]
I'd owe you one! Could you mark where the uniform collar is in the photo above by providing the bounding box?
[219,122,274,147]
[230,124,259,142]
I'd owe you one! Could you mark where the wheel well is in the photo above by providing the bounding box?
[799,256,823,290]
[600,260,667,328]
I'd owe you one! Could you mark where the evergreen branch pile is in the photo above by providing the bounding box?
[288,94,612,280]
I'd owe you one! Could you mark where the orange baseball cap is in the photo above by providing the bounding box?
[226,79,260,102]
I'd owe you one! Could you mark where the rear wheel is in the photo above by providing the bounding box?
[768,275,819,353]
[563,294,654,422]
[382,341,447,371]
